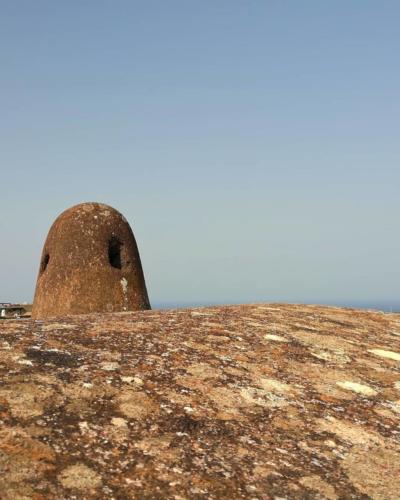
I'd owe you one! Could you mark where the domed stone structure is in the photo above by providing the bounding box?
[32,202,151,318]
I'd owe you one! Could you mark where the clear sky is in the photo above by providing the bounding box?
[1,1,399,309]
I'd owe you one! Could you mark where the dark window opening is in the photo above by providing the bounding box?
[108,237,124,269]
[40,253,50,273]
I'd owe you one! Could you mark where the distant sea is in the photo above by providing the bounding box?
[152,301,400,313]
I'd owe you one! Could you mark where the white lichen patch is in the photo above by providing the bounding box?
[264,334,288,342]
[293,323,319,331]
[18,359,34,366]
[316,417,384,446]
[311,350,350,364]
[257,378,293,394]
[58,463,102,490]
[203,321,225,328]
[240,386,289,409]
[368,349,400,361]
[311,350,332,361]
[247,321,265,328]
[133,376,144,386]
[100,361,120,371]
[121,277,128,292]
[42,323,77,331]
[336,381,377,396]
[78,421,90,433]
[112,417,128,428]
[121,277,128,311]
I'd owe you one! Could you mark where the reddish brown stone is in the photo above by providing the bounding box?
[1,304,400,498]
[32,202,150,318]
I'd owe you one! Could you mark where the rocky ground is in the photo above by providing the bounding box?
[0,303,399,499]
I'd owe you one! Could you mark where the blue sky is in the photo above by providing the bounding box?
[1,1,399,309]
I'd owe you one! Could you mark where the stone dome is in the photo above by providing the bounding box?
[32,202,150,318]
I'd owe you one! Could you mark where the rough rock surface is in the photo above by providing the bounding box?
[32,202,150,319]
[0,303,399,499]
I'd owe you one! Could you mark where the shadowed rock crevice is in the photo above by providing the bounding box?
[108,237,124,269]
[40,252,50,274]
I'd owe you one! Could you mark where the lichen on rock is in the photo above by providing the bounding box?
[0,303,399,498]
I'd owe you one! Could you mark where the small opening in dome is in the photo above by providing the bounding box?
[108,237,123,269]
[40,253,50,273]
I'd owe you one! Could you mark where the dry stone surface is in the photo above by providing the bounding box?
[0,303,399,498]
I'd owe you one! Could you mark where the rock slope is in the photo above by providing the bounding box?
[0,304,399,499]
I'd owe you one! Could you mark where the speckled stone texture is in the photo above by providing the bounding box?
[32,202,150,318]
[1,303,399,499]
